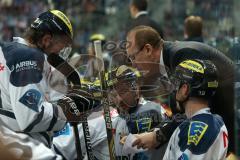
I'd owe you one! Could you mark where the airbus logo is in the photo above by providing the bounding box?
[11,60,38,72]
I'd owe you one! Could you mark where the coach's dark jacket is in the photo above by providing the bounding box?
[162,41,235,152]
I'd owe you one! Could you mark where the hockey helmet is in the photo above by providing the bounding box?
[90,34,106,42]
[106,65,141,89]
[31,10,73,41]
[172,59,218,98]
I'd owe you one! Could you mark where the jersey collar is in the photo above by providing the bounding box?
[191,108,211,118]
[13,37,28,46]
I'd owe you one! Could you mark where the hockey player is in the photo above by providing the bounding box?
[0,10,99,159]
[157,59,228,159]
[107,65,167,160]
[131,60,229,159]
[53,65,167,159]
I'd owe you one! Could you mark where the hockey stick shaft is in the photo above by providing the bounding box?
[94,41,116,160]
[47,54,95,160]
[81,114,96,160]
[72,122,83,160]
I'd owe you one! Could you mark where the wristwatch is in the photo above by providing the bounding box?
[155,129,167,148]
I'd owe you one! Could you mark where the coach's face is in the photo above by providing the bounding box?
[126,31,159,78]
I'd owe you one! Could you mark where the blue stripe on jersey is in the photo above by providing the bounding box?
[0,108,16,119]
[178,113,225,155]
[2,42,44,87]
[53,144,68,160]
[47,104,59,131]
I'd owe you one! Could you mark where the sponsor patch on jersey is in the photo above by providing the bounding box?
[54,123,71,137]
[19,89,42,112]
[178,153,189,160]
[11,60,38,73]
[188,121,208,146]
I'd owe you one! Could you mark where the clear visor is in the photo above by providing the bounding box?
[59,46,72,60]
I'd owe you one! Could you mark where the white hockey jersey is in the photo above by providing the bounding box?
[163,108,228,160]
[0,37,67,147]
[53,109,130,160]
[53,99,167,160]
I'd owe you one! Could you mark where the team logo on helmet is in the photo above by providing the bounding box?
[208,80,218,88]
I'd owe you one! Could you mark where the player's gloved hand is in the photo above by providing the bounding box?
[57,89,101,122]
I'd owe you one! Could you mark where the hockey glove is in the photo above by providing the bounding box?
[58,89,101,122]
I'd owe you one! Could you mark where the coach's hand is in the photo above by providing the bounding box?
[131,132,158,149]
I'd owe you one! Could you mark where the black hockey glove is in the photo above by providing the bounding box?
[58,89,101,122]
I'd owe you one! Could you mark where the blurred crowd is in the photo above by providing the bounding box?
[0,0,238,58]
[0,0,47,41]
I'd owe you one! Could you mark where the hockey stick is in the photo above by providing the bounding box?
[94,40,116,160]
[47,54,96,160]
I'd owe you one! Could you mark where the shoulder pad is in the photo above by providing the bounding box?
[2,42,45,87]
[178,113,225,155]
